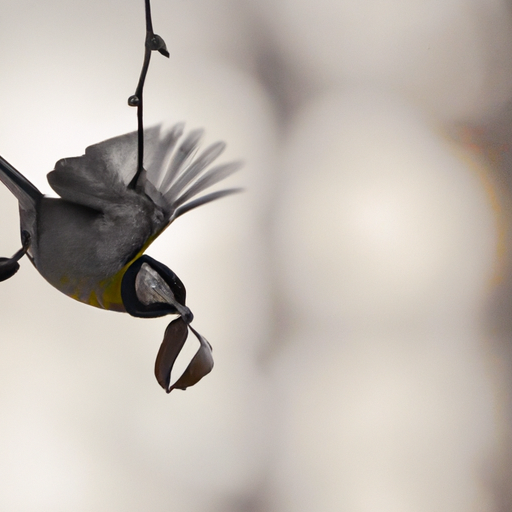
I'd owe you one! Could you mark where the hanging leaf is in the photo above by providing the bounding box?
[169,325,214,392]
[154,317,189,391]
[154,318,214,393]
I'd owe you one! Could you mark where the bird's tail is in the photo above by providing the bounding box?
[0,155,42,209]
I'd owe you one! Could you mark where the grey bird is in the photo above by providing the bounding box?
[0,124,241,392]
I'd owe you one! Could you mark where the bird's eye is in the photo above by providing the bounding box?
[121,255,187,318]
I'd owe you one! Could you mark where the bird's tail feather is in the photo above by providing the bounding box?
[0,155,42,209]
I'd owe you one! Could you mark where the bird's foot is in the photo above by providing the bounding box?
[0,230,31,282]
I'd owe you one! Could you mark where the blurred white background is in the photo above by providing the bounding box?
[1,0,512,510]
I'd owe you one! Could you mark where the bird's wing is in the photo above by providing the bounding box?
[140,124,243,224]
[47,127,158,212]
[48,124,242,223]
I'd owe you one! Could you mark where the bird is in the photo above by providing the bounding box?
[0,123,241,392]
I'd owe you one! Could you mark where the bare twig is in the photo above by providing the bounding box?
[128,0,169,189]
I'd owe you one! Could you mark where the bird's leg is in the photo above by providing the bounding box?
[0,230,30,282]
[127,0,169,189]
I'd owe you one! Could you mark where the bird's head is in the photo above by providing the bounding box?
[121,254,193,321]
[121,254,213,393]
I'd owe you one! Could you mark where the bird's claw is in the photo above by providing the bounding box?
[0,231,31,282]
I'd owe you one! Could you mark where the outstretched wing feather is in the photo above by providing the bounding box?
[171,161,242,209]
[164,141,227,203]
[173,188,242,220]
[159,129,204,192]
[46,123,241,223]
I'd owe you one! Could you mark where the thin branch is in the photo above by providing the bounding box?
[145,0,154,34]
[128,0,169,189]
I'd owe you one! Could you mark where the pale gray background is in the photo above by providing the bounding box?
[1,0,512,511]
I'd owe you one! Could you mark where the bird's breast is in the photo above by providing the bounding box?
[33,197,158,313]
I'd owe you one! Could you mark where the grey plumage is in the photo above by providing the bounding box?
[0,124,242,310]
